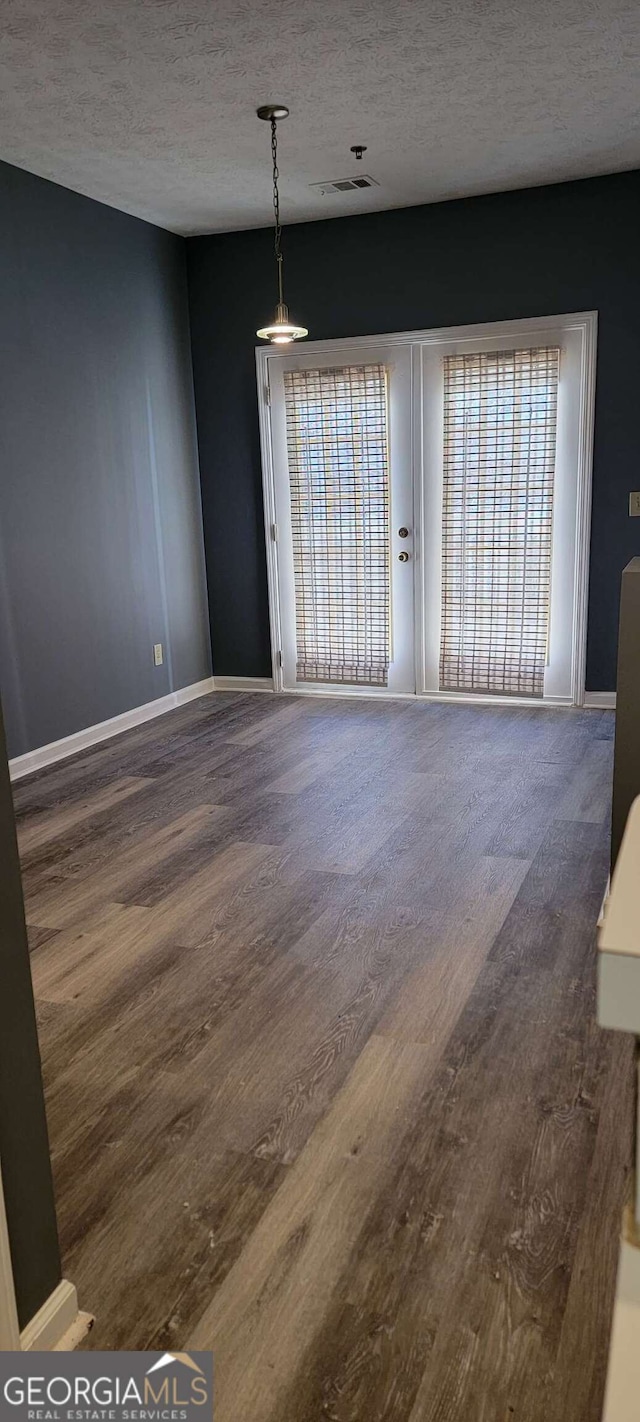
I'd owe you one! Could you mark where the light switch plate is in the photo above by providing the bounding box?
[630,492,640,517]
[153,643,163,666]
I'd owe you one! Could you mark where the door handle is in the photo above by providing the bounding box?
[398,551,410,563]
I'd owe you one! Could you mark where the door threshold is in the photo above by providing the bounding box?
[278,685,577,709]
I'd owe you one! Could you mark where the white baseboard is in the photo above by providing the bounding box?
[9,677,215,781]
[20,1279,90,1351]
[53,1309,94,1351]
[173,678,215,706]
[584,691,617,708]
[9,675,607,783]
[213,676,274,693]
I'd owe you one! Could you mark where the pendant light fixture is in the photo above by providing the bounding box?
[256,105,308,344]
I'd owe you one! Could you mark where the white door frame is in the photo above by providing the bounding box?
[0,1156,87,1351]
[256,311,597,706]
[263,342,416,697]
[0,1159,21,1348]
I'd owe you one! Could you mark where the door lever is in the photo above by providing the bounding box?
[398,551,410,563]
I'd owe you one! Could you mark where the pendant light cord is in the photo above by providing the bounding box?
[271,117,284,306]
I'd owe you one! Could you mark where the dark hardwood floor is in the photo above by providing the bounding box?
[12,692,632,1421]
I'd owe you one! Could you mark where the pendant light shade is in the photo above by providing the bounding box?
[256,106,308,344]
[256,302,308,343]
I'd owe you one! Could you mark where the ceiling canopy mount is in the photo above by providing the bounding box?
[257,104,290,122]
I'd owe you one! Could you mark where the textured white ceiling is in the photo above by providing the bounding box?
[1,0,639,235]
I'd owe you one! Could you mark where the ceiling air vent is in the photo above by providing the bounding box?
[309,175,380,196]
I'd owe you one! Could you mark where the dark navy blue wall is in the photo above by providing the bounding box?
[187,169,640,691]
[0,159,211,759]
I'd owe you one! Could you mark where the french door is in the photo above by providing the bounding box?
[266,344,416,694]
[258,314,596,705]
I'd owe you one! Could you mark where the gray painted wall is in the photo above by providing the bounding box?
[0,699,61,1328]
[0,159,211,759]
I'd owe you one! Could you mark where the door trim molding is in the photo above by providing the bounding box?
[571,312,598,707]
[0,1163,89,1351]
[0,1160,20,1349]
[257,312,598,360]
[256,355,285,692]
[256,312,597,705]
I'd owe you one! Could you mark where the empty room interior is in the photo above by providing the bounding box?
[2,1,640,1417]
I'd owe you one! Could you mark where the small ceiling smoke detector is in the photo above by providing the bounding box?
[309,175,379,196]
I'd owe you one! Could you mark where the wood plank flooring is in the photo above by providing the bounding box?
[12,692,632,1421]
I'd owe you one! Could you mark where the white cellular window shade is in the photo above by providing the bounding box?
[283,364,391,686]
[440,346,560,698]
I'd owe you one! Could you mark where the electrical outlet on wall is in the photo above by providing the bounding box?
[630,492,640,517]
[153,643,163,666]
